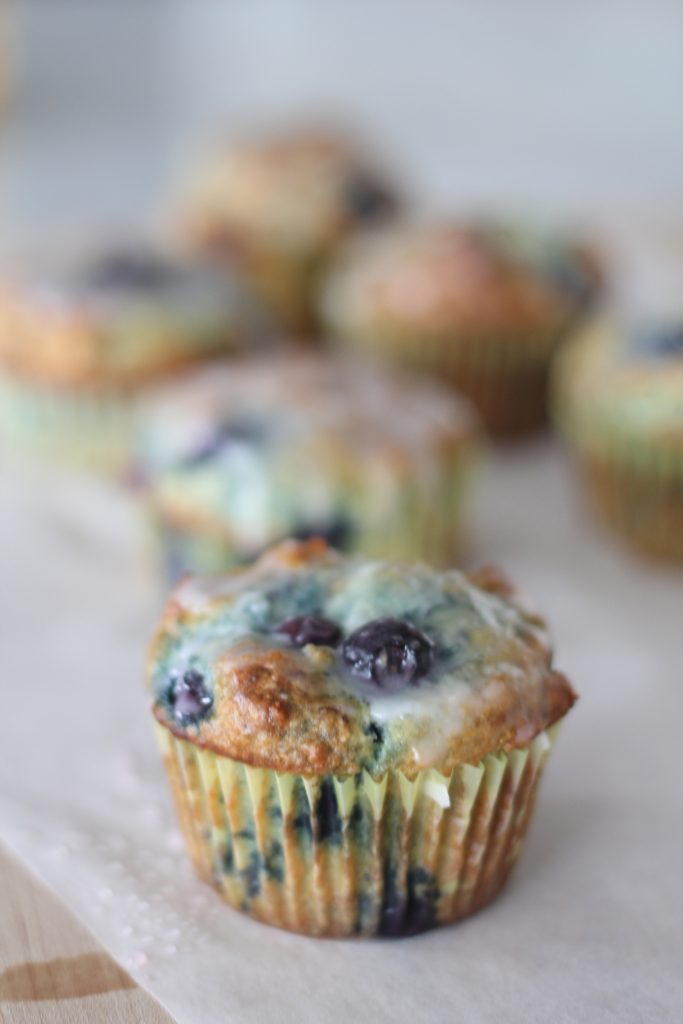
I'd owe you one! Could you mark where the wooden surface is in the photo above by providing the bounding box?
[0,845,175,1024]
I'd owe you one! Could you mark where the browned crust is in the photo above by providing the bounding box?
[148,541,577,778]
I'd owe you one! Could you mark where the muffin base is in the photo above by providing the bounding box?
[329,326,563,437]
[149,462,475,585]
[0,376,136,475]
[154,724,557,938]
[577,452,683,562]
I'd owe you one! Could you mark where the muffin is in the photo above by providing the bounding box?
[139,352,479,581]
[321,220,601,435]
[552,315,683,561]
[0,244,262,474]
[176,129,398,333]
[148,539,576,937]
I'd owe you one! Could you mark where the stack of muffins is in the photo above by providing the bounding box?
[8,119,680,938]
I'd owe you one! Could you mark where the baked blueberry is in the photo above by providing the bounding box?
[342,174,393,221]
[277,615,342,648]
[343,617,435,689]
[84,250,179,292]
[181,416,264,468]
[292,515,354,552]
[634,325,683,360]
[169,668,213,724]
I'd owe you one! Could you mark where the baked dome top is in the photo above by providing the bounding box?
[322,221,599,343]
[140,352,477,549]
[554,316,683,455]
[0,244,255,389]
[148,541,575,778]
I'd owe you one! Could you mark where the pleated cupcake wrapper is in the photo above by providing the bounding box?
[328,313,586,435]
[0,376,137,475]
[575,451,683,562]
[552,385,683,560]
[150,448,477,586]
[155,723,558,937]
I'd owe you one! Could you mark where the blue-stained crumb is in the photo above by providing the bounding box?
[291,780,313,846]
[404,866,439,934]
[222,843,235,875]
[263,840,284,883]
[240,850,262,901]
[314,778,342,845]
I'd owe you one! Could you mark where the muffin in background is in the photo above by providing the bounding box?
[0,244,264,475]
[321,220,601,436]
[139,352,479,581]
[175,129,399,334]
[148,539,576,937]
[552,315,683,562]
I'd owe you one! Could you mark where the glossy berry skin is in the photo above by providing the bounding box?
[277,615,342,649]
[342,617,435,690]
[169,669,213,724]
[292,515,354,552]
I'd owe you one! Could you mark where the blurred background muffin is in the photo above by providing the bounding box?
[139,352,479,581]
[0,242,264,474]
[552,315,683,561]
[174,128,399,335]
[321,220,600,436]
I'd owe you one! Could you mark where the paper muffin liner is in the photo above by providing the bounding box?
[552,369,683,562]
[154,723,558,938]
[0,376,138,476]
[148,447,477,586]
[574,450,683,562]
[327,315,580,437]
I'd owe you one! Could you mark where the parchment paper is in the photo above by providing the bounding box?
[1,443,682,1023]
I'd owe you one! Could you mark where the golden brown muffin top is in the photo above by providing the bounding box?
[178,129,397,257]
[0,245,254,390]
[322,221,600,344]
[553,315,683,456]
[147,541,576,779]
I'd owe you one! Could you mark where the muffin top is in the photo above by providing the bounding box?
[140,352,477,553]
[179,130,397,257]
[554,316,683,456]
[0,244,260,389]
[148,540,575,778]
[322,221,600,345]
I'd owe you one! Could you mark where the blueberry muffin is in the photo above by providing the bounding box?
[0,244,261,473]
[139,353,479,581]
[552,315,683,561]
[176,129,398,333]
[148,540,576,937]
[321,220,600,435]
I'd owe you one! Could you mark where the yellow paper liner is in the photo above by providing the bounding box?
[329,321,566,437]
[155,723,558,938]
[576,452,683,562]
[0,376,136,475]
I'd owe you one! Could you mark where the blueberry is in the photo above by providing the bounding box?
[181,416,264,468]
[277,615,342,648]
[292,515,354,552]
[634,325,683,360]
[342,618,435,689]
[84,250,178,292]
[169,669,213,724]
[342,174,393,221]
[545,257,594,304]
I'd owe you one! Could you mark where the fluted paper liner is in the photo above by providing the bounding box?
[155,723,558,937]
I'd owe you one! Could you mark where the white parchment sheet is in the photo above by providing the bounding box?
[1,443,681,1024]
